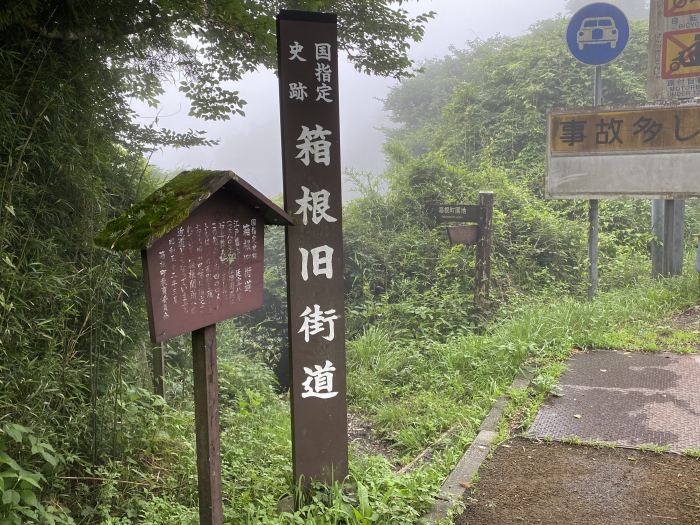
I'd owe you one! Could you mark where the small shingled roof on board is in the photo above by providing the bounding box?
[94,169,293,251]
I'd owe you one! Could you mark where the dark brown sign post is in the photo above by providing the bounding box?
[475,192,494,305]
[434,192,494,307]
[277,10,348,487]
[95,170,292,524]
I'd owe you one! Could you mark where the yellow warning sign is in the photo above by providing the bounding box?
[662,28,700,79]
[550,105,700,155]
[665,0,700,17]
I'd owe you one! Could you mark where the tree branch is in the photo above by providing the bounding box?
[21,15,165,42]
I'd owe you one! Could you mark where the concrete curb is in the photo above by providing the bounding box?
[420,369,534,524]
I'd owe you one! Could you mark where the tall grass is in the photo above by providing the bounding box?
[12,273,697,523]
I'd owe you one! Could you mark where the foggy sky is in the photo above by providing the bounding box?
[133,0,568,197]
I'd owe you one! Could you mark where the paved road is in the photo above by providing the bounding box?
[530,350,700,452]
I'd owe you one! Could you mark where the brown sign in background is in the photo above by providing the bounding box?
[277,10,348,485]
[550,105,700,154]
[447,225,479,246]
[143,190,264,343]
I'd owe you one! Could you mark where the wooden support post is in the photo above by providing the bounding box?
[475,191,493,307]
[192,324,223,525]
[152,342,166,400]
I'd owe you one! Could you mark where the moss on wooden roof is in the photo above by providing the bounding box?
[95,170,231,251]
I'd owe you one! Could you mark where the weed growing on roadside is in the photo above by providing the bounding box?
[638,443,671,454]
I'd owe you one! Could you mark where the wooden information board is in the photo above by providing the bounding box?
[95,170,293,524]
[143,191,264,343]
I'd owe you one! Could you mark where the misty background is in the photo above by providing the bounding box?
[132,0,649,198]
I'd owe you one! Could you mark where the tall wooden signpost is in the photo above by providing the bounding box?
[277,10,348,487]
[95,170,292,524]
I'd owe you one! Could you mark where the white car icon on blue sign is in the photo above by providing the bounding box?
[577,17,619,50]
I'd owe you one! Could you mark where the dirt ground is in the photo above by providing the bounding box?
[671,305,700,333]
[347,411,398,465]
[456,438,700,525]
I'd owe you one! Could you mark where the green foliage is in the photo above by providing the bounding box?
[385,18,649,177]
[375,17,695,306]
[75,354,441,524]
[1,1,433,125]
[637,443,671,454]
[79,387,197,523]
[344,153,588,308]
[0,423,72,524]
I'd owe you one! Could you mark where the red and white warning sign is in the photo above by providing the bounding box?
[649,0,700,100]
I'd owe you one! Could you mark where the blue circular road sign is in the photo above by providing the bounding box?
[567,3,629,65]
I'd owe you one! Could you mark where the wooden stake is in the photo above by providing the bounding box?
[152,342,166,400]
[192,324,223,525]
[475,191,494,307]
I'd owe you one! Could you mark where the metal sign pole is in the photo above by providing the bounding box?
[561,3,628,298]
[672,200,685,275]
[648,0,693,278]
[588,65,602,299]
[663,199,676,276]
[652,200,664,277]
[653,195,685,278]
